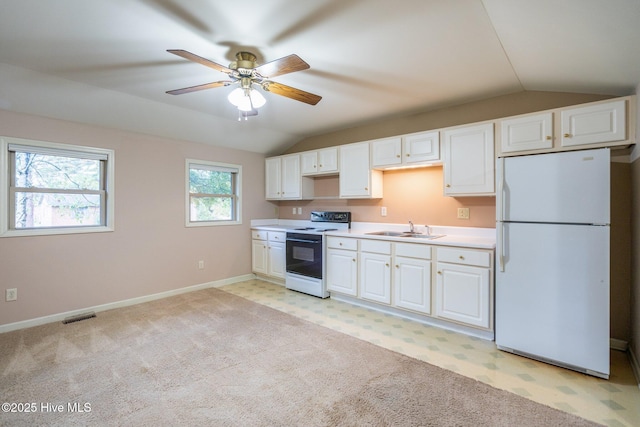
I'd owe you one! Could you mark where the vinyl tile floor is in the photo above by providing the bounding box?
[220,279,640,427]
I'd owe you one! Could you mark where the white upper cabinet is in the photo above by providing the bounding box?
[443,123,495,196]
[371,137,403,167]
[371,131,440,169]
[339,142,383,198]
[561,99,626,147]
[301,147,339,175]
[265,154,313,200]
[497,97,634,156]
[403,130,440,164]
[500,112,553,153]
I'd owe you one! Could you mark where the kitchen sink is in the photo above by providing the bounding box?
[402,234,445,240]
[365,231,406,236]
[365,231,445,240]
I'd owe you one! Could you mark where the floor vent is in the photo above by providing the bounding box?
[62,312,96,324]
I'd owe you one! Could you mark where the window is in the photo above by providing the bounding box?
[186,159,242,226]
[0,137,114,237]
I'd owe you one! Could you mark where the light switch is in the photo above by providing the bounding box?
[381,207,387,216]
[297,207,302,215]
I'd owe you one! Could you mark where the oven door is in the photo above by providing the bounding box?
[286,233,323,279]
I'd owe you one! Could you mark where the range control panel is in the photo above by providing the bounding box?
[310,211,351,226]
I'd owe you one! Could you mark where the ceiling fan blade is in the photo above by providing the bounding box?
[255,54,309,78]
[167,49,233,74]
[166,80,232,95]
[263,81,322,105]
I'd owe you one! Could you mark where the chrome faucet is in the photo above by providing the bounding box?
[408,220,415,233]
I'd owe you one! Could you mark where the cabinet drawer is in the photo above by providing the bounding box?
[437,247,490,267]
[268,231,286,242]
[395,242,431,259]
[360,239,391,255]
[327,236,358,251]
[252,230,268,240]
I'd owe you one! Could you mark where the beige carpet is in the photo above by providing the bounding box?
[1,288,601,426]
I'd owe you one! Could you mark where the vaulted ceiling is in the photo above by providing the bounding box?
[0,0,639,154]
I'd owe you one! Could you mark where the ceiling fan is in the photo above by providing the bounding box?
[166,49,322,118]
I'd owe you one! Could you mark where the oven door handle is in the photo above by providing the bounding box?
[286,238,320,244]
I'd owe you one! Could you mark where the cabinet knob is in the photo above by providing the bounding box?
[406,153,410,157]
[437,271,442,275]
[459,255,465,260]
[385,263,389,267]
[352,258,356,262]
[546,135,552,140]
[395,264,399,268]
[564,133,571,138]
[446,184,451,188]
[319,164,322,167]
[364,187,368,191]
[396,154,401,158]
[339,242,343,246]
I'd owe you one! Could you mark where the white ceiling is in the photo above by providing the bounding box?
[0,0,639,155]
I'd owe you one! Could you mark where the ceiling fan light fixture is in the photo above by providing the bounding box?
[227,87,266,111]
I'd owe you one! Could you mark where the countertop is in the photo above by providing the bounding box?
[251,220,496,250]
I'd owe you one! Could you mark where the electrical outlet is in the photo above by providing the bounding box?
[297,207,302,215]
[457,208,470,219]
[198,260,204,270]
[292,207,296,214]
[6,288,17,302]
[381,206,387,216]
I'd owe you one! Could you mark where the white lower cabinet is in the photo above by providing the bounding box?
[393,250,431,314]
[435,247,492,329]
[360,252,392,304]
[325,236,494,336]
[251,230,286,280]
[326,236,358,296]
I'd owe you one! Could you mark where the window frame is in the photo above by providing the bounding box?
[0,136,115,237]
[185,159,242,227]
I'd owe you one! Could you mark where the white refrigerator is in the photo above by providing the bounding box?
[495,148,610,378]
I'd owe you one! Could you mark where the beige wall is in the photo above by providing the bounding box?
[278,167,496,228]
[0,110,275,327]
[285,91,612,153]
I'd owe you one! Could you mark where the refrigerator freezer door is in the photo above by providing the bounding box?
[496,222,610,376]
[497,148,610,224]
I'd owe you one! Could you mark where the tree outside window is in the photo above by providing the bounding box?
[187,160,242,226]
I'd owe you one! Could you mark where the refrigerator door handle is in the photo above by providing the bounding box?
[498,222,505,272]
[497,157,506,221]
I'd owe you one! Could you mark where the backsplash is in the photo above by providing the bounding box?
[275,166,496,228]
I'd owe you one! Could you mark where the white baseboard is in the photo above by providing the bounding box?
[610,338,628,351]
[0,274,254,334]
[630,346,640,390]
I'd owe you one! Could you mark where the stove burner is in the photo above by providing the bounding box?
[294,227,316,230]
[316,228,337,232]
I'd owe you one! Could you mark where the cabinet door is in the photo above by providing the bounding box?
[371,137,402,168]
[403,131,440,164]
[340,142,376,198]
[268,241,286,279]
[301,151,318,175]
[251,239,268,275]
[394,256,431,314]
[500,112,553,153]
[318,147,339,173]
[280,154,301,199]
[265,157,282,199]
[443,123,494,196]
[435,262,490,329]
[561,99,626,147]
[326,249,358,296]
[360,252,391,304]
